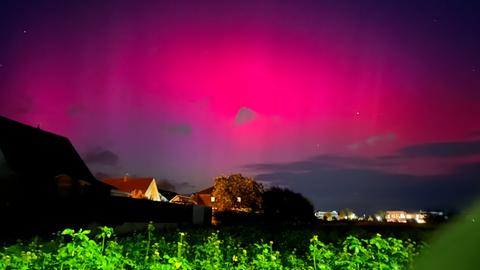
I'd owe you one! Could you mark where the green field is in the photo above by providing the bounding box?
[0,223,427,270]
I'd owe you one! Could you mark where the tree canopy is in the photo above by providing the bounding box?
[262,186,315,222]
[212,174,263,212]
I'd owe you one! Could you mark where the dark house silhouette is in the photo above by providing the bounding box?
[0,116,114,238]
[0,116,112,200]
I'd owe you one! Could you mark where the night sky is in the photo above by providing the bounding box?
[1,0,480,213]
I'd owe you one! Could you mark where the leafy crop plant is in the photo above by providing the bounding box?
[0,226,423,269]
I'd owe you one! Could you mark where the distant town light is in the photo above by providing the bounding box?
[211,196,215,202]
[237,197,241,203]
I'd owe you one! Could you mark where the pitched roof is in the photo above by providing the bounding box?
[158,189,178,201]
[103,177,154,193]
[170,195,197,205]
[0,116,112,191]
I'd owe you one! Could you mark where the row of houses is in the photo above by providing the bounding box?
[315,210,357,221]
[102,173,447,225]
[102,175,215,207]
[315,209,446,223]
[384,211,426,223]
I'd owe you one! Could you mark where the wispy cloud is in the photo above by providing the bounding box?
[156,178,197,193]
[165,123,193,136]
[347,132,396,150]
[244,154,400,173]
[366,133,396,145]
[398,140,480,157]
[4,93,34,115]
[471,130,480,138]
[175,181,196,193]
[67,104,86,117]
[84,148,120,167]
[235,107,256,125]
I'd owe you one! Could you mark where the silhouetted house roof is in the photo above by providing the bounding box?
[104,176,164,201]
[0,116,112,201]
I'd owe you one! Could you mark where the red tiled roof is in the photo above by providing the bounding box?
[103,177,153,193]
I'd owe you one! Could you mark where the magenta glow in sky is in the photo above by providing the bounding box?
[1,0,480,212]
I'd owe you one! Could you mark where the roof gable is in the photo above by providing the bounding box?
[158,189,178,201]
[0,116,111,190]
[103,177,154,193]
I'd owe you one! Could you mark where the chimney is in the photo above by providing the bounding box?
[123,174,128,182]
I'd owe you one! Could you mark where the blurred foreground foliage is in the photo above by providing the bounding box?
[413,200,480,270]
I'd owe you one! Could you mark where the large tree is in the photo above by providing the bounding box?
[262,187,315,222]
[212,174,263,212]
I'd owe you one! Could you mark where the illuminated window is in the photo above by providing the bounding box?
[211,196,215,202]
[237,197,241,202]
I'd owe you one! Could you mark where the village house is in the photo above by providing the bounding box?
[314,210,339,221]
[405,212,426,223]
[385,210,426,223]
[385,211,407,223]
[170,194,197,205]
[104,176,168,202]
[192,186,215,208]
